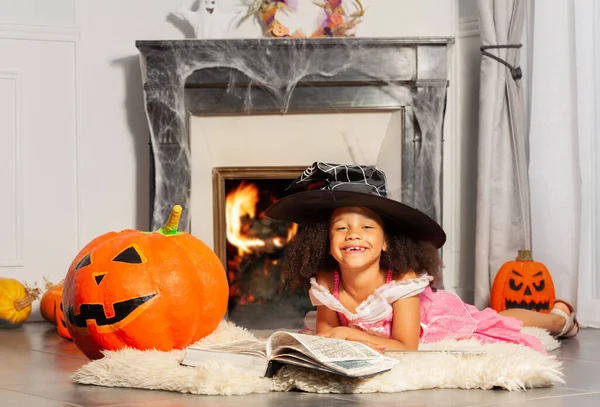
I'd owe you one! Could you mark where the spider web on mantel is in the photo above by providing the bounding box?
[143,40,446,229]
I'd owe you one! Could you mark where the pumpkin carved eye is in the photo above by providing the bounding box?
[509,279,523,291]
[112,246,144,264]
[75,253,91,270]
[533,280,545,291]
[509,271,523,291]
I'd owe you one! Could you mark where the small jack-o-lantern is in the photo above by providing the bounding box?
[62,205,229,359]
[490,250,556,313]
[40,280,71,340]
[40,280,63,325]
[56,301,71,340]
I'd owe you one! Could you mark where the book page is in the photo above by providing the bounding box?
[268,332,382,362]
[188,339,267,358]
[266,332,398,378]
[270,353,333,372]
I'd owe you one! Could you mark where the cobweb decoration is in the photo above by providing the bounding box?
[137,38,450,262]
[375,86,447,221]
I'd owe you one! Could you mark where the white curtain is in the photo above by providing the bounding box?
[474,0,530,309]
[527,0,600,327]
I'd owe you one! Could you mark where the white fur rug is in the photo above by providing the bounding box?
[71,321,564,395]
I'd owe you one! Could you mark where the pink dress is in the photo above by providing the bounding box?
[306,272,547,354]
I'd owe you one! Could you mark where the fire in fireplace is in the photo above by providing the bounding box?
[213,166,312,329]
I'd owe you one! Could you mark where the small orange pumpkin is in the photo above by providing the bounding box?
[62,205,229,360]
[39,280,71,340]
[40,280,64,325]
[490,250,556,314]
[56,301,71,340]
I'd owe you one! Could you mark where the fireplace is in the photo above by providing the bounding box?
[136,37,453,328]
[212,166,308,328]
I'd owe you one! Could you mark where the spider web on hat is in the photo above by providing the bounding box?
[296,162,388,197]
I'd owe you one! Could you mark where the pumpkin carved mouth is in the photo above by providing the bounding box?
[66,293,157,333]
[505,299,550,312]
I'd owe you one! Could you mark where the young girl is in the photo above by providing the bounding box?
[265,162,579,354]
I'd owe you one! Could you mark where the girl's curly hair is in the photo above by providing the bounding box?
[281,212,442,291]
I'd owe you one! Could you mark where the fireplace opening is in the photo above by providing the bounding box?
[212,167,312,329]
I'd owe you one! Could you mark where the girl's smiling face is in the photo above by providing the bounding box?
[329,206,387,271]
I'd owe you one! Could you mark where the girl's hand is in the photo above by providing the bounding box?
[317,327,386,352]
[316,326,352,339]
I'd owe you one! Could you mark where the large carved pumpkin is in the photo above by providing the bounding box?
[62,205,229,359]
[490,250,555,314]
[40,280,71,340]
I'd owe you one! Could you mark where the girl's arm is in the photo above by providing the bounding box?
[314,271,341,333]
[317,295,421,351]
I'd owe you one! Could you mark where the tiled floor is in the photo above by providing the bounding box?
[1,322,600,406]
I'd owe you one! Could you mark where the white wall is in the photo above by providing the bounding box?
[0,0,188,321]
[0,0,481,320]
[0,1,81,322]
[0,30,78,291]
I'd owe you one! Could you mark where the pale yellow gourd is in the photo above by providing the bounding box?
[0,277,36,325]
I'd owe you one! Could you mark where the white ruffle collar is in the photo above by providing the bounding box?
[308,273,432,324]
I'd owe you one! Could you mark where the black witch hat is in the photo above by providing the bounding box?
[264,162,446,248]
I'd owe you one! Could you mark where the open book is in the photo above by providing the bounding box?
[180,331,399,378]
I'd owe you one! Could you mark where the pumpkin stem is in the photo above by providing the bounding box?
[160,205,182,235]
[516,249,533,261]
[14,293,35,311]
[42,276,55,290]
[23,283,41,300]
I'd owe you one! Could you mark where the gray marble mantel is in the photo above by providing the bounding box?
[136,37,454,232]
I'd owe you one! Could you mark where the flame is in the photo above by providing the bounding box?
[225,180,299,305]
[225,181,298,257]
[226,182,265,256]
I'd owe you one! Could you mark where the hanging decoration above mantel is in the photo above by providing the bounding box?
[246,0,365,38]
